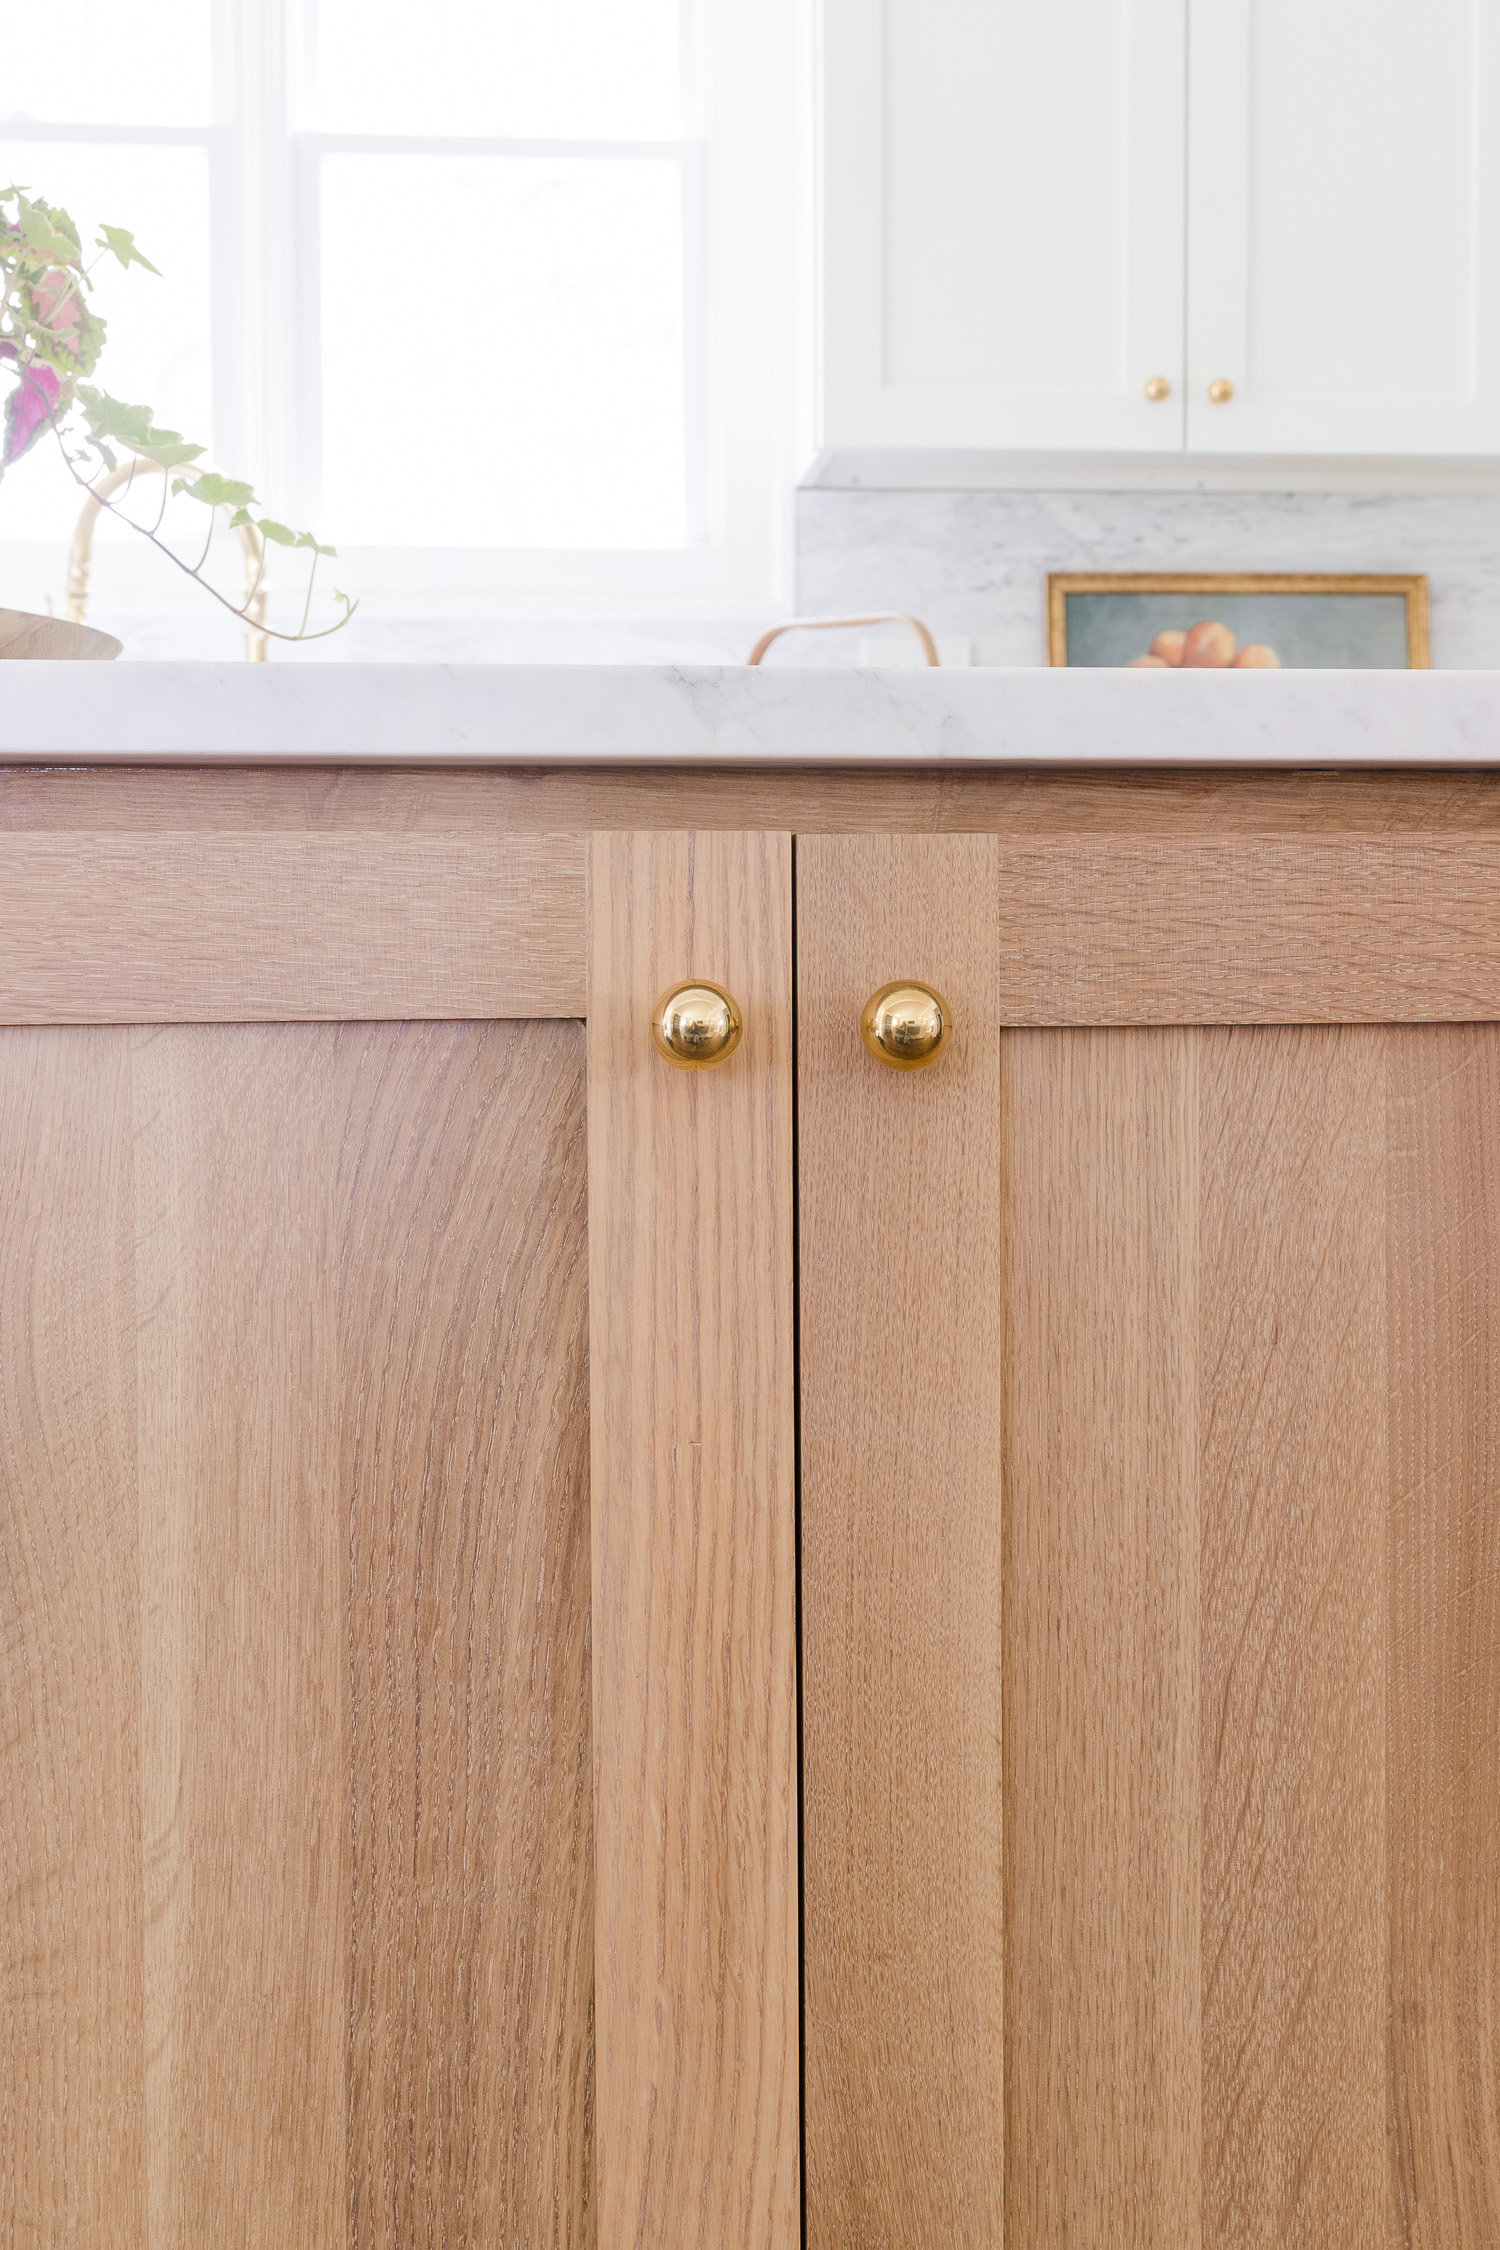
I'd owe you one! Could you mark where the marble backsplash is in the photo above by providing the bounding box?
[795,486,1500,667]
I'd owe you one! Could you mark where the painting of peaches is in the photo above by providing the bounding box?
[1047,573,1429,669]
[1129,621,1280,669]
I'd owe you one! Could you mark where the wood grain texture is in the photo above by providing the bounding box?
[797,842,1500,2249]
[337,1022,593,2250]
[1388,1026,1500,2249]
[797,834,1006,2250]
[2,1018,593,2249]
[0,833,585,1022]
[1002,1028,1201,2250]
[0,1029,143,2250]
[587,830,799,2250]
[131,1025,348,2250]
[11,763,1500,838]
[982,835,1500,1023]
[13,824,1500,1028]
[1199,1026,1391,2248]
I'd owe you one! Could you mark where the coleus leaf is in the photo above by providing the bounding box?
[16,201,81,267]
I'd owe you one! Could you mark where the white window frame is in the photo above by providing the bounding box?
[2,0,808,624]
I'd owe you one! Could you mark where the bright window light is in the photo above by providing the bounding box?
[0,0,795,618]
[1,0,212,128]
[307,0,684,140]
[321,155,687,547]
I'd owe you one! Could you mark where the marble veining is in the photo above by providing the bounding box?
[3,660,1500,764]
[798,486,1500,669]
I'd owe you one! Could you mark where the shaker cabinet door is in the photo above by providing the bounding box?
[0,824,800,2250]
[1187,0,1500,454]
[798,833,1500,2249]
[820,0,1187,452]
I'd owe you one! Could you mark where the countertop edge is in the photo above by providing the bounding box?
[4,662,1500,768]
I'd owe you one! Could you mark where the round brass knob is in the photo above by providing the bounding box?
[650,980,743,1068]
[1207,376,1235,404]
[860,980,952,1071]
[1143,374,1171,402]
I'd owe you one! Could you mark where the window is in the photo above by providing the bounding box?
[0,0,801,634]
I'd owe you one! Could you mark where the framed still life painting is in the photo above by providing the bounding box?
[1047,572,1430,669]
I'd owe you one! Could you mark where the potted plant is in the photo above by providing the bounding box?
[1,185,353,657]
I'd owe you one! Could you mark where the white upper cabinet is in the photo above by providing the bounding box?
[1187,0,1500,452]
[820,0,1188,450]
[821,0,1500,457]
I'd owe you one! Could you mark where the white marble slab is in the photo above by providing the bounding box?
[3,660,1500,765]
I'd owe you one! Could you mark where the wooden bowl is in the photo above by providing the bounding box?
[0,607,122,660]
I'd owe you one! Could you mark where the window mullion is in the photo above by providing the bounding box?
[215,0,296,507]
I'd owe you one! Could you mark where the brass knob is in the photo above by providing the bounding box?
[860,981,952,1071]
[1207,377,1234,403]
[1143,374,1171,402]
[650,980,743,1068]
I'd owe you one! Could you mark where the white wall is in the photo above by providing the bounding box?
[796,487,1500,667]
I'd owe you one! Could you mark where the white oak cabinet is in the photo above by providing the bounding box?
[822,0,1500,456]
[4,759,1499,2249]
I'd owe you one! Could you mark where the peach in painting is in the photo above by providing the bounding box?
[1127,654,1171,666]
[1182,620,1238,667]
[1149,628,1186,665]
[1232,643,1281,668]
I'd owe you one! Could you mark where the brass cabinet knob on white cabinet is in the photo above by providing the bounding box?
[1207,377,1235,403]
[1143,375,1171,402]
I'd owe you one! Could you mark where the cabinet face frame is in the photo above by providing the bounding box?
[820,0,1187,451]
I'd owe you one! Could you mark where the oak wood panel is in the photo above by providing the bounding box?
[131,1024,349,2250]
[0,833,586,1022]
[982,835,1500,1024]
[1,1029,143,2250]
[587,831,799,2250]
[10,763,1500,837]
[1200,1026,1391,2248]
[12,825,1500,1029]
[798,834,1006,2250]
[1388,1027,1500,2249]
[1002,1028,1201,2250]
[337,1021,593,2250]
[2,1018,594,2249]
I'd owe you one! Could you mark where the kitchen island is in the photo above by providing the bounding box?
[3,665,1498,2250]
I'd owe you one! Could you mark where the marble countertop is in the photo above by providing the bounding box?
[3,661,1500,766]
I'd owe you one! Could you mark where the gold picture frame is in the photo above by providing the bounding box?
[1047,571,1430,670]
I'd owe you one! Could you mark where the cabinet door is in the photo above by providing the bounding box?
[1187,0,1500,453]
[0,824,799,2250]
[821,0,1187,451]
[799,833,1500,2249]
